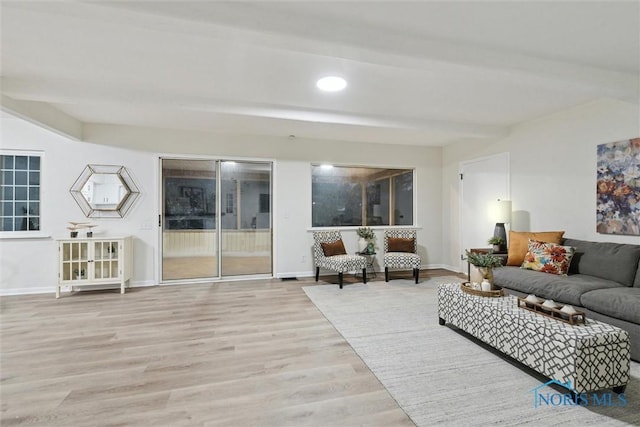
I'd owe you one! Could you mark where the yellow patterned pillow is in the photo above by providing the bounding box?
[521,239,575,275]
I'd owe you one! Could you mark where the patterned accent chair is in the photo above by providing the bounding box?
[312,230,367,289]
[384,229,421,283]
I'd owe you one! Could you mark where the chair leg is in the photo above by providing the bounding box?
[414,268,419,284]
[385,267,389,282]
[362,268,367,284]
[315,267,320,282]
[339,272,343,289]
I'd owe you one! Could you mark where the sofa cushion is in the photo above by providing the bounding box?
[581,288,640,324]
[492,267,622,306]
[521,240,575,275]
[564,238,640,287]
[506,231,564,266]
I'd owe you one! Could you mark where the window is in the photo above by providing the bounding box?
[0,151,42,234]
[312,165,414,227]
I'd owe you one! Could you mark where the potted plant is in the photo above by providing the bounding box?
[465,250,504,289]
[487,236,506,253]
[356,227,375,253]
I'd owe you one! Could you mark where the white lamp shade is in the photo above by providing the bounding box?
[494,200,512,224]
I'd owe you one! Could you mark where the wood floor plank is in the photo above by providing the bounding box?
[1,270,457,426]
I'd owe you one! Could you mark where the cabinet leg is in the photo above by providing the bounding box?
[121,281,125,294]
[56,286,60,299]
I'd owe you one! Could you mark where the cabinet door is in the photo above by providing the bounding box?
[93,240,121,280]
[60,241,89,282]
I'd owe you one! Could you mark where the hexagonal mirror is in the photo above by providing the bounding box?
[70,165,140,218]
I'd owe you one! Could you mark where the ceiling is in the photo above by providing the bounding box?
[1,1,638,146]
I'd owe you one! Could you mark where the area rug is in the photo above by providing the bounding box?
[303,277,640,426]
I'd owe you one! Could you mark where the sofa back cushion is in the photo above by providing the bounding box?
[564,238,640,287]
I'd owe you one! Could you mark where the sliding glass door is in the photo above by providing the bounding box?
[220,161,272,276]
[161,158,272,281]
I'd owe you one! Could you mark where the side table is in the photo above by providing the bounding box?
[356,251,377,279]
[465,248,507,281]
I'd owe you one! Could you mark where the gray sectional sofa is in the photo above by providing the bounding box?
[492,238,640,362]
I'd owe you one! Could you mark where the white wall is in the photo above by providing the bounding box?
[0,116,444,294]
[0,116,158,294]
[442,99,640,270]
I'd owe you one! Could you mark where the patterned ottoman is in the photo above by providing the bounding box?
[437,283,630,394]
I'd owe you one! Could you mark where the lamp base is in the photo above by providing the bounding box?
[494,223,507,253]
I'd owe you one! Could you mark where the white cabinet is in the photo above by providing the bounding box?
[56,236,132,298]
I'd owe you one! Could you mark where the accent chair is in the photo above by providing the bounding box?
[383,228,421,283]
[312,230,367,289]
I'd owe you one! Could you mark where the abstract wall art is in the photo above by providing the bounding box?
[596,138,640,235]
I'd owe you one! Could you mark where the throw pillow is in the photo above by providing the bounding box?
[506,230,565,266]
[521,239,575,275]
[321,239,347,257]
[388,237,415,253]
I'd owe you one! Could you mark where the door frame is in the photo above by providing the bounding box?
[458,152,510,273]
[157,154,275,284]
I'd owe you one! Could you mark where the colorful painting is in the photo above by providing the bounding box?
[596,138,640,235]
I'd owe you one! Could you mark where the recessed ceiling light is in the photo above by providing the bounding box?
[316,76,347,92]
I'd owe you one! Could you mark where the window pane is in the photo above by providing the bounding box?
[15,217,27,231]
[312,165,413,227]
[2,171,13,185]
[15,171,27,185]
[15,201,27,215]
[2,156,14,169]
[29,187,39,201]
[28,217,39,231]
[1,202,13,216]
[29,202,39,215]
[2,187,13,199]
[2,217,14,231]
[366,180,389,226]
[15,187,27,200]
[394,172,413,225]
[29,156,40,169]
[29,171,40,185]
[15,156,28,170]
[312,181,362,227]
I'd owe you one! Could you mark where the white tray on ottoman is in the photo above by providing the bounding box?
[437,283,630,394]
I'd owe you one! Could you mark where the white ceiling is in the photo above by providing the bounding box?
[1,1,639,146]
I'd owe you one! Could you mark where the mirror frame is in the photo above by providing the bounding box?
[70,164,140,218]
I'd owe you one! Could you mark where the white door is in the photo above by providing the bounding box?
[460,153,510,272]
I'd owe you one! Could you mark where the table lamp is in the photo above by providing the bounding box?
[493,199,511,251]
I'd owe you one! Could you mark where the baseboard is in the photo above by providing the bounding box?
[1,280,158,297]
[1,286,54,296]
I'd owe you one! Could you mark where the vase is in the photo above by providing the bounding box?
[358,238,368,253]
[479,267,494,285]
[481,279,492,292]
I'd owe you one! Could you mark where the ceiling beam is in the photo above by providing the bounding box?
[1,77,509,140]
[0,94,84,141]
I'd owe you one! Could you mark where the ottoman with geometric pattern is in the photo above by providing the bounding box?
[437,283,630,394]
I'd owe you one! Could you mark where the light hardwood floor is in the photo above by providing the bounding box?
[162,256,272,280]
[0,269,460,426]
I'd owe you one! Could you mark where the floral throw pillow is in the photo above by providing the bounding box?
[521,239,575,275]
